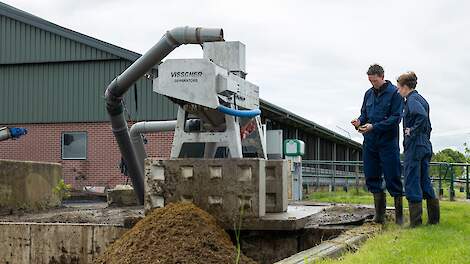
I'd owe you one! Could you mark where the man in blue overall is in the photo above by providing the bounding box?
[351,64,404,224]
[397,71,440,227]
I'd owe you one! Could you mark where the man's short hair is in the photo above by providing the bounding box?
[397,71,418,89]
[367,64,384,77]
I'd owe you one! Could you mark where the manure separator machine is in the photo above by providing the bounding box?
[104,27,305,225]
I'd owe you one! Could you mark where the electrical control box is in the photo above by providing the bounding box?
[284,139,305,157]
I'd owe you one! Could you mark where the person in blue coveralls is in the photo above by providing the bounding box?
[351,64,404,225]
[397,71,440,227]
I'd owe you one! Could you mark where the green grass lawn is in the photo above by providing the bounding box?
[306,190,470,264]
[306,189,397,206]
[306,188,469,206]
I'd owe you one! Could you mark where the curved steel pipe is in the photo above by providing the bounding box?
[104,27,224,204]
[130,120,177,176]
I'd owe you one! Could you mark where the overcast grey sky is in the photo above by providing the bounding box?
[4,0,470,152]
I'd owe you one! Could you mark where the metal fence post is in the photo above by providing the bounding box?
[315,162,319,190]
[355,173,359,194]
[330,161,335,192]
[466,165,470,200]
[438,164,444,198]
[450,165,455,201]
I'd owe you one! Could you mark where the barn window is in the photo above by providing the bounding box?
[61,132,87,160]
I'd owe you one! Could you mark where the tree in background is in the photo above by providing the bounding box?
[432,148,467,163]
[431,148,467,177]
[464,142,470,162]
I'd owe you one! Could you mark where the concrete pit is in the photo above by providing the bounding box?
[0,157,377,263]
[0,201,375,264]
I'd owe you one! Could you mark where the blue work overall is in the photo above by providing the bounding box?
[403,90,436,202]
[358,81,404,197]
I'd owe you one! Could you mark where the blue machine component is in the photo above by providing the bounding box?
[9,127,28,139]
[216,105,261,118]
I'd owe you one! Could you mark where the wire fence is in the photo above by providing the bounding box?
[301,160,470,201]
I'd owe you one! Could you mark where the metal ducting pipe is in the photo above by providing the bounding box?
[129,120,177,176]
[130,119,199,176]
[105,27,224,204]
[0,127,11,141]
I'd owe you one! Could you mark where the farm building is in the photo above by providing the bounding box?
[0,2,362,190]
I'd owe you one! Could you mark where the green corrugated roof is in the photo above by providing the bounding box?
[0,14,120,64]
[0,2,139,62]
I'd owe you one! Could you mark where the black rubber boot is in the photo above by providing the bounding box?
[394,196,404,225]
[373,192,386,224]
[409,201,423,228]
[426,198,440,225]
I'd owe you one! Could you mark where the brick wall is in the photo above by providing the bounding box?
[0,122,173,190]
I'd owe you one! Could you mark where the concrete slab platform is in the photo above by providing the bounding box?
[238,203,375,231]
[240,204,332,231]
[107,185,138,207]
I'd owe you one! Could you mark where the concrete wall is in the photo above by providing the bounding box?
[265,160,288,213]
[145,158,289,229]
[0,159,62,211]
[0,222,127,264]
[145,158,267,227]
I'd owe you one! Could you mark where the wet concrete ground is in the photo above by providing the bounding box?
[0,200,144,226]
[0,200,375,228]
[305,204,375,228]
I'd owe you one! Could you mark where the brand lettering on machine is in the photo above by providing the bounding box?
[170,71,203,78]
[171,71,203,83]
